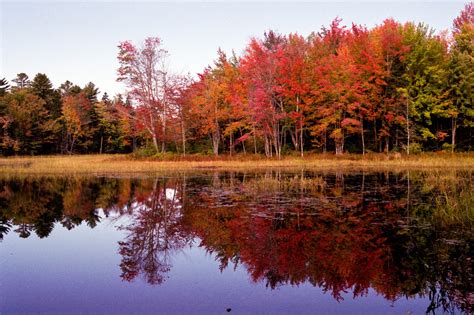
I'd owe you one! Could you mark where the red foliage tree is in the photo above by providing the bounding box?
[117,37,173,153]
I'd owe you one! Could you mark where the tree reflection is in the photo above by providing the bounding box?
[118,179,191,285]
[0,216,11,240]
[0,177,64,238]
[185,177,397,300]
[0,177,142,238]
[183,171,473,313]
[0,171,472,313]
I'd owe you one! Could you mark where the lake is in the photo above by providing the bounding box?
[0,170,472,314]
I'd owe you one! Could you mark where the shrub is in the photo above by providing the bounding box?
[130,145,158,158]
[442,143,455,153]
[408,143,422,154]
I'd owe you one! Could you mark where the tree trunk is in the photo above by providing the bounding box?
[335,126,344,155]
[162,74,167,154]
[240,128,246,154]
[152,134,159,154]
[253,127,257,154]
[264,136,270,157]
[99,135,103,154]
[181,117,186,156]
[273,122,281,159]
[335,139,344,155]
[373,124,378,152]
[161,111,166,153]
[300,118,304,157]
[161,127,165,153]
[212,132,219,156]
[406,98,410,155]
[290,130,298,152]
[395,128,399,148]
[70,136,76,155]
[323,130,327,154]
[361,120,365,156]
[451,117,456,153]
[174,138,180,154]
[229,133,234,156]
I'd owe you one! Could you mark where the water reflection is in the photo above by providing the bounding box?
[118,180,191,285]
[0,171,472,314]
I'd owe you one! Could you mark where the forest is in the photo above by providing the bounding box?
[0,3,472,157]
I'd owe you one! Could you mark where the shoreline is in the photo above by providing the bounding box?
[0,153,473,176]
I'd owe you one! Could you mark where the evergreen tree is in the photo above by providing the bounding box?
[0,78,10,96]
[59,80,81,96]
[12,73,30,89]
[31,73,53,98]
[31,73,62,119]
[102,92,111,104]
[83,82,99,104]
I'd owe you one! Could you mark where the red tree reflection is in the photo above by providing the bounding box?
[118,179,191,285]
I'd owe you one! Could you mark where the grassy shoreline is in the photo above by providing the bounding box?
[0,153,473,176]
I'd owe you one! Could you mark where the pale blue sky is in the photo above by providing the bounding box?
[1,1,468,96]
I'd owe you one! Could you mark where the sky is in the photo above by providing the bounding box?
[0,1,468,97]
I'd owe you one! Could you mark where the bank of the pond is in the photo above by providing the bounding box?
[0,153,473,175]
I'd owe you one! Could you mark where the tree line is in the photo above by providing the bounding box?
[0,73,139,155]
[1,3,472,156]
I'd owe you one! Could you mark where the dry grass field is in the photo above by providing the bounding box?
[0,153,473,176]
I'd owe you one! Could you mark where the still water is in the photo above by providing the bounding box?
[1,171,472,314]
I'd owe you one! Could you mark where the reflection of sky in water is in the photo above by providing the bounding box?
[2,218,431,314]
[1,172,471,314]
[166,188,177,201]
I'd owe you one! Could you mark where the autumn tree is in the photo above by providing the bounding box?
[0,89,59,155]
[308,19,353,154]
[398,23,450,153]
[189,50,239,156]
[275,33,310,156]
[117,37,174,153]
[240,31,287,158]
[164,74,193,155]
[442,3,474,151]
[61,93,94,154]
[114,95,137,152]
[371,19,409,152]
[95,100,117,153]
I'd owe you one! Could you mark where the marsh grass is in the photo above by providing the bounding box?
[241,174,327,193]
[412,169,473,228]
[434,188,474,228]
[0,152,473,175]
[428,172,474,229]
